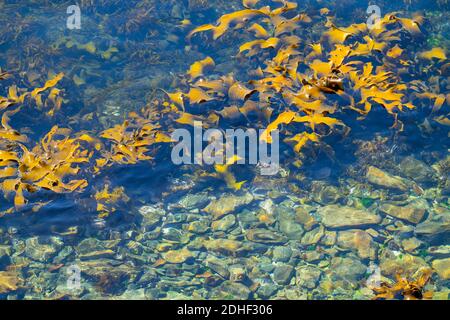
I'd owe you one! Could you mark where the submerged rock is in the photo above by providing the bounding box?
[77,259,136,282]
[172,192,210,210]
[162,247,194,264]
[379,203,426,224]
[296,265,322,289]
[295,207,318,230]
[379,249,429,277]
[114,288,150,300]
[278,219,304,240]
[138,205,166,230]
[427,245,450,258]
[273,264,294,285]
[256,284,278,299]
[205,257,230,279]
[211,281,251,299]
[399,156,435,183]
[317,205,381,229]
[246,229,287,244]
[204,193,254,219]
[329,256,367,281]
[186,219,210,234]
[301,225,325,245]
[366,166,409,191]
[415,215,450,236]
[277,288,308,300]
[25,237,61,262]
[0,245,12,259]
[162,227,190,244]
[313,184,341,204]
[229,266,247,283]
[337,230,377,260]
[272,246,292,263]
[320,230,337,246]
[277,204,304,240]
[432,258,450,280]
[401,237,423,252]
[75,238,119,260]
[203,238,245,255]
[211,214,236,231]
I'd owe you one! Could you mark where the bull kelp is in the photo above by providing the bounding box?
[0,0,448,300]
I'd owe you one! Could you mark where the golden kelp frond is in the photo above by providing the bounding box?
[183,1,424,161]
[101,46,119,60]
[349,63,393,90]
[188,9,268,40]
[350,36,386,56]
[0,69,12,81]
[294,113,344,131]
[239,100,273,122]
[360,87,405,113]
[99,116,171,167]
[348,62,412,119]
[386,44,404,59]
[163,90,185,110]
[285,132,319,153]
[419,47,447,60]
[323,25,354,44]
[94,184,130,219]
[306,43,323,60]
[214,154,246,190]
[0,126,90,208]
[194,79,227,94]
[6,72,67,116]
[273,13,311,37]
[214,154,242,173]
[174,112,204,126]
[260,111,296,143]
[223,171,246,191]
[371,268,433,300]
[242,0,260,9]
[0,85,27,110]
[433,115,450,126]
[53,37,119,59]
[283,92,335,114]
[320,8,330,16]
[310,60,332,78]
[394,16,422,36]
[187,56,215,79]
[329,44,352,70]
[30,73,64,98]
[239,37,280,56]
[0,108,28,142]
[415,92,447,113]
[45,88,64,116]
[218,101,271,123]
[324,13,420,47]
[218,105,242,120]
[271,44,300,66]
[228,82,257,101]
[269,0,298,17]
[186,87,214,104]
[248,23,270,38]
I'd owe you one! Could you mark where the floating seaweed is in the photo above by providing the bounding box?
[97,114,172,168]
[183,0,449,163]
[94,184,130,218]
[0,126,91,209]
[370,268,434,300]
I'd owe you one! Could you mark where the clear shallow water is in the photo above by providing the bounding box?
[0,0,449,300]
